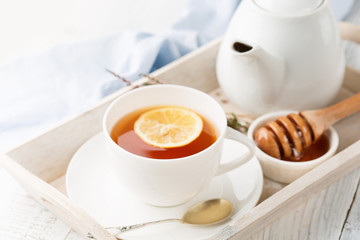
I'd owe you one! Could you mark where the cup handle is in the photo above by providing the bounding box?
[215,127,255,176]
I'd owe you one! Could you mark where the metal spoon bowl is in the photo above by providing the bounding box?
[106,198,233,237]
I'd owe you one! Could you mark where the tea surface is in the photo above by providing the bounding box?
[110,106,217,159]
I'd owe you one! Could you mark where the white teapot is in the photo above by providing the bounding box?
[216,0,345,116]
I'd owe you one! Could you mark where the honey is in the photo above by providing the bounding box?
[282,134,330,162]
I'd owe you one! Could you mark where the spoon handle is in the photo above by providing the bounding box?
[106,218,182,235]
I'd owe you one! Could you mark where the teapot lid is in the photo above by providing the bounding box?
[253,0,324,16]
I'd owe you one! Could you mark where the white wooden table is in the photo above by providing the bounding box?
[0,1,359,240]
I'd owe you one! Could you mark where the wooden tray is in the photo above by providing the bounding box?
[1,23,360,240]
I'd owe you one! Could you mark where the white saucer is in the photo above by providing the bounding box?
[66,132,263,240]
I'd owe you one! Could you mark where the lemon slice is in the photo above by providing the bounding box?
[134,106,203,148]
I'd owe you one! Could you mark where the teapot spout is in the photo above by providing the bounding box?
[231,41,284,78]
[232,41,254,53]
[230,40,285,106]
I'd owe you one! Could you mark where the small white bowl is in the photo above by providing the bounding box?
[247,111,339,184]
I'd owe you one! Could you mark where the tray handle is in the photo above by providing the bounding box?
[339,21,360,44]
[339,22,360,92]
[0,154,116,240]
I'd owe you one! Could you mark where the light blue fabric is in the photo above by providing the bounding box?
[0,0,353,151]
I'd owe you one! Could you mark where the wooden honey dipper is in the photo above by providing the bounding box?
[255,92,360,159]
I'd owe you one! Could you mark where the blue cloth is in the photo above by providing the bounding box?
[0,0,353,151]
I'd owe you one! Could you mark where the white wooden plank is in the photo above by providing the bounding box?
[245,169,360,240]
[64,231,83,240]
[0,166,77,240]
[310,170,359,239]
[340,180,360,239]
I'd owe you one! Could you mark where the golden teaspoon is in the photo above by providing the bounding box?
[106,198,233,237]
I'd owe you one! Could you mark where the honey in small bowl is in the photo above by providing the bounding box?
[282,134,330,162]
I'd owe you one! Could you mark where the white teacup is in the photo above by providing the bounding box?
[103,84,255,207]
